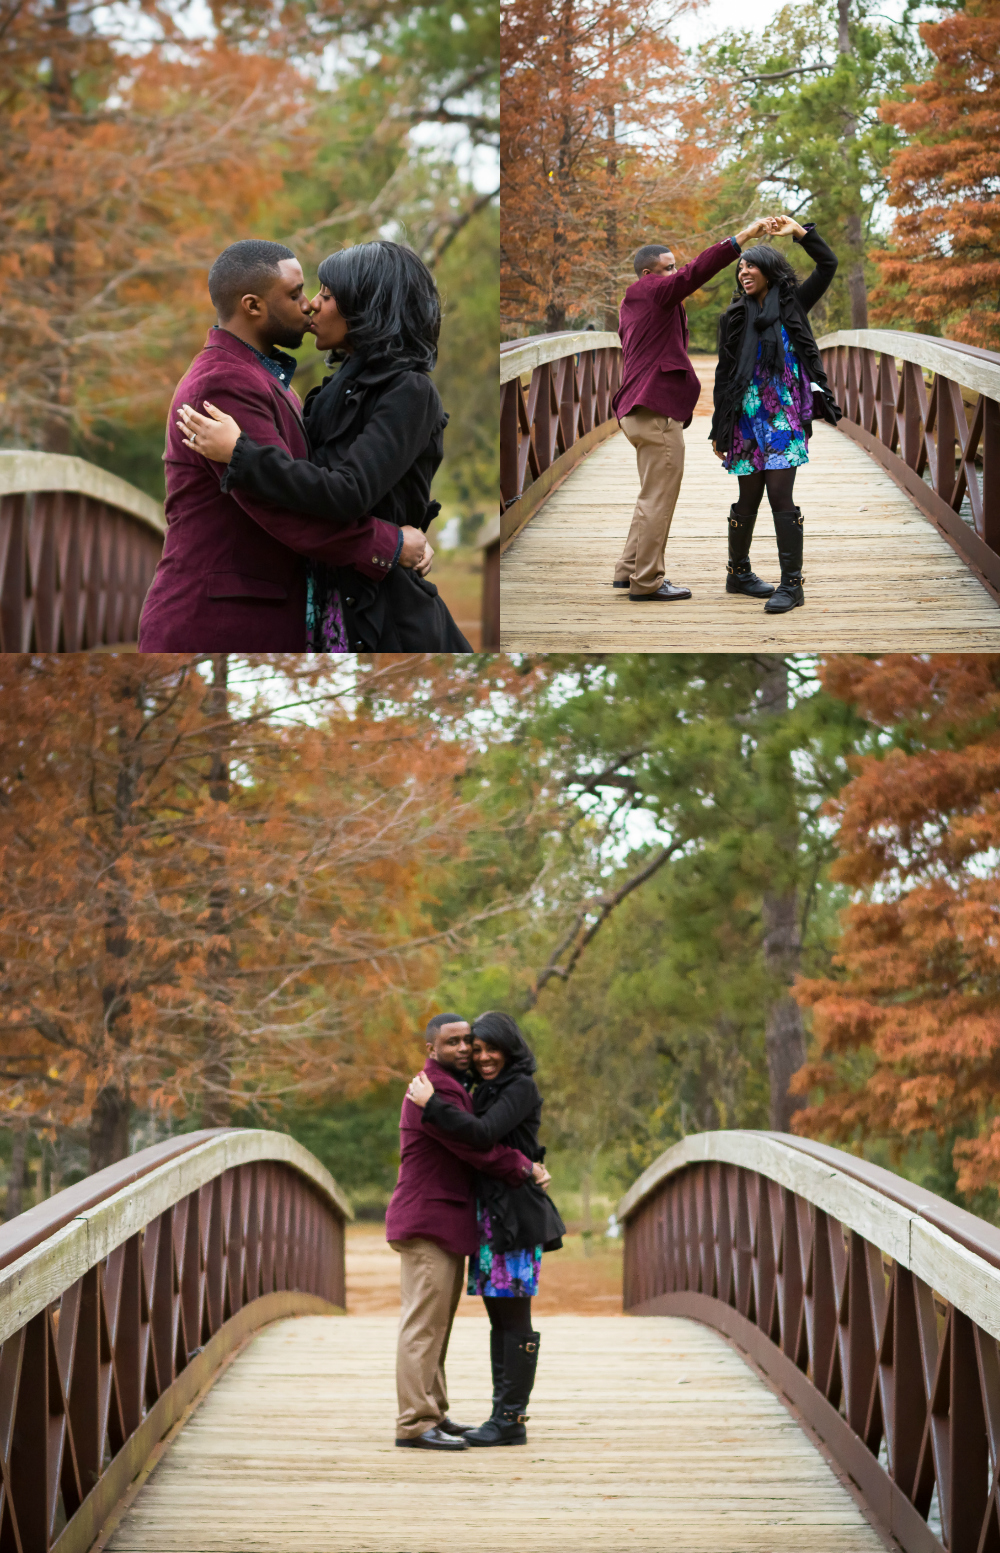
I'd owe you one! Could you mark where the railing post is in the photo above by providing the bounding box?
[499,380,519,509]
[983,397,1000,555]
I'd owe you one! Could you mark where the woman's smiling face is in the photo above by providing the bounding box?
[473,1039,506,1081]
[737,260,767,298]
[309,285,351,352]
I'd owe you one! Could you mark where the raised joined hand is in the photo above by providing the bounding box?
[769,214,808,238]
[177,401,242,464]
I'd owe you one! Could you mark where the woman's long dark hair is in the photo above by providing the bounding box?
[471,1011,537,1077]
[316,240,440,370]
[733,242,799,299]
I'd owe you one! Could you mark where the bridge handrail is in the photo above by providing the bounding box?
[0,1127,350,1553]
[0,451,167,650]
[499,330,624,542]
[500,330,621,385]
[619,1129,1000,1553]
[815,329,1000,401]
[815,328,1000,601]
[0,451,165,536]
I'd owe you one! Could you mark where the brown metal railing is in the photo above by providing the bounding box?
[500,331,622,546]
[0,452,165,651]
[620,1131,1000,1553]
[817,329,1000,600]
[0,1128,350,1553]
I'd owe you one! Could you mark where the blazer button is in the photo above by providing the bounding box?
[345,596,356,606]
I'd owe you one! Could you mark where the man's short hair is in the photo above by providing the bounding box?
[633,244,672,277]
[207,239,297,321]
[425,1012,466,1037]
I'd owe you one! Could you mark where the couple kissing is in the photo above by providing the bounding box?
[139,238,469,654]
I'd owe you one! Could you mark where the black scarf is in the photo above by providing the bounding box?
[735,280,785,393]
[304,350,367,432]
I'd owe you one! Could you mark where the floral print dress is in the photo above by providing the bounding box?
[467,1203,542,1298]
[724,325,814,475]
[305,562,349,652]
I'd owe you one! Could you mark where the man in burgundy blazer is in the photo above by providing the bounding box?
[138,239,426,651]
[385,1013,542,1451]
[611,218,776,602]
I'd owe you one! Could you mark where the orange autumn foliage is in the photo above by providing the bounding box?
[791,655,1000,1200]
[1,2,312,449]
[870,0,1000,347]
[0,655,480,1168]
[501,0,728,333]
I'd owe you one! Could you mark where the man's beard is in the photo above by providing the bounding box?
[269,321,309,350]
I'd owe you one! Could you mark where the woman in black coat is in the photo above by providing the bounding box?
[710,214,841,615]
[407,1011,565,1448]
[177,241,471,652]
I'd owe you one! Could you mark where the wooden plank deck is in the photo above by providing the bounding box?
[500,418,1000,651]
[104,1314,890,1552]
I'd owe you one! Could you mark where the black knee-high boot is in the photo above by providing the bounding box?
[465,1330,540,1446]
[764,508,805,613]
[726,506,775,597]
[489,1327,504,1415]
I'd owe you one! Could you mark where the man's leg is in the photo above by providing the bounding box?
[615,410,686,594]
[429,1245,466,1420]
[390,1237,466,1440]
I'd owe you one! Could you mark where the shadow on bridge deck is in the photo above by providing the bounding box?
[500,417,1000,652]
[100,1310,890,1552]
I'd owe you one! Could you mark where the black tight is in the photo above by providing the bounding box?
[734,467,797,518]
[483,1295,533,1334]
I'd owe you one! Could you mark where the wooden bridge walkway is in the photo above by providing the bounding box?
[100,1313,889,1553]
[500,414,1000,653]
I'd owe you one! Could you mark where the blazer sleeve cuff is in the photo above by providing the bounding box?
[351,518,402,581]
[793,223,817,244]
[218,434,252,493]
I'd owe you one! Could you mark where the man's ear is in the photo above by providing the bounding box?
[240,292,263,319]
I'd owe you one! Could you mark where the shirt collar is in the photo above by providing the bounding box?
[211,326,297,390]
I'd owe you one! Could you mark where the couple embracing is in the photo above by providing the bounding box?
[138,238,469,653]
[386,1012,565,1450]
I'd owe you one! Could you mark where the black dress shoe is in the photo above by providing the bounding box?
[612,579,630,589]
[630,581,692,601]
[396,1426,468,1450]
[438,1417,475,1436]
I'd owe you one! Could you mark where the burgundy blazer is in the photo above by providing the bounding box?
[612,238,741,426]
[384,1057,533,1257]
[138,329,401,651]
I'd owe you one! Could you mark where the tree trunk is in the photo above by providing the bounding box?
[756,657,809,1131]
[89,1084,130,1172]
[762,893,807,1131]
[837,0,869,329]
[5,1126,28,1220]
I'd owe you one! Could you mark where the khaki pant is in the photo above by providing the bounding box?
[390,1237,465,1439]
[615,408,686,593]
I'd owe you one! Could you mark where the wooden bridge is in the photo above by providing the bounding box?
[4,1128,1000,1552]
[499,330,1000,650]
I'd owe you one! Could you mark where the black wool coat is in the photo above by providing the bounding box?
[710,224,842,455]
[221,359,471,652]
[422,1067,566,1255]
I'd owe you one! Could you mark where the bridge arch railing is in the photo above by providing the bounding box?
[0,1128,350,1553]
[0,452,165,652]
[620,1131,1000,1553]
[500,331,622,548]
[817,329,1000,602]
